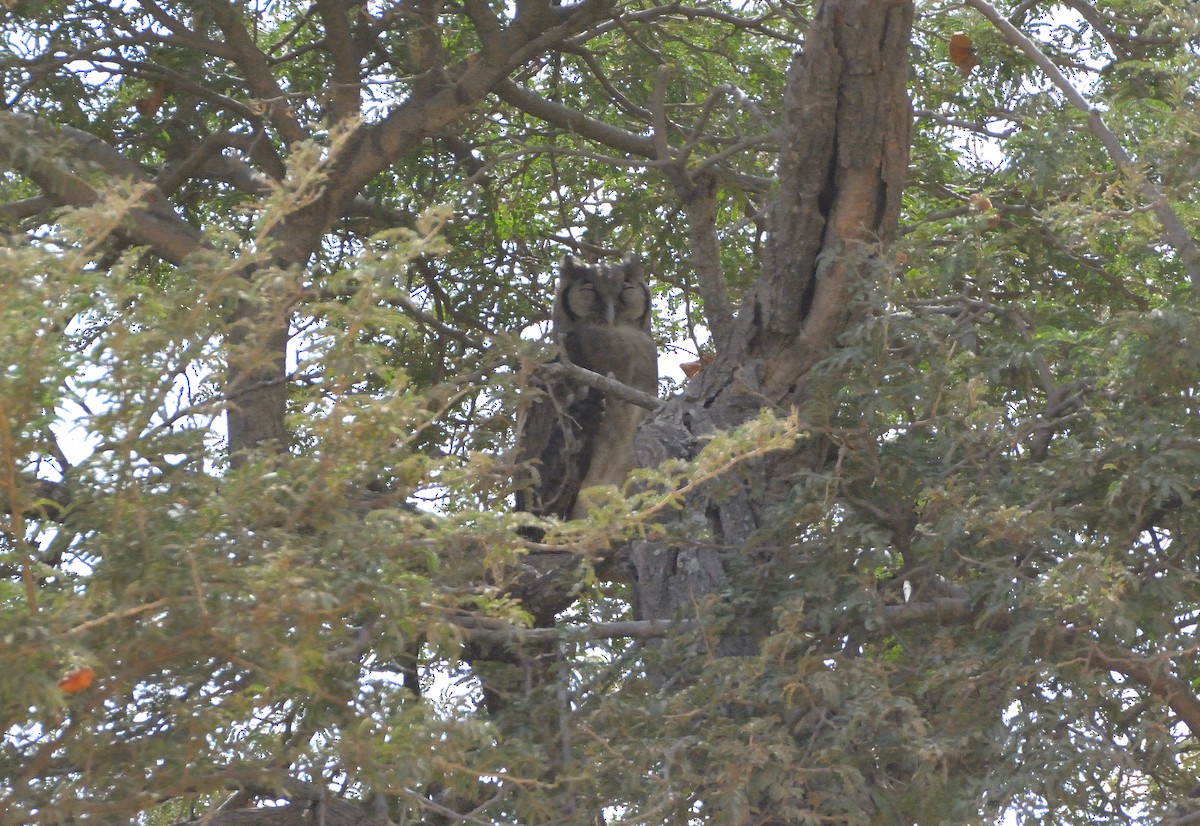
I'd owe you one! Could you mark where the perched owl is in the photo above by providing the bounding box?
[515,255,658,523]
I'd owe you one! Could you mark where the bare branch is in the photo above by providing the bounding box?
[134,0,233,55]
[381,291,489,351]
[453,616,686,644]
[565,3,800,50]
[494,79,657,158]
[1080,642,1200,742]
[0,113,204,265]
[541,360,663,412]
[651,65,678,176]
[1058,0,1176,57]
[206,0,309,146]
[67,599,170,636]
[566,43,652,120]
[914,108,1017,139]
[679,172,736,350]
[313,0,364,122]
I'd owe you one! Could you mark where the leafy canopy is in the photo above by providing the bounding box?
[2,0,1200,824]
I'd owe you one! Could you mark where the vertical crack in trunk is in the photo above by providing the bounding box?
[627,0,915,638]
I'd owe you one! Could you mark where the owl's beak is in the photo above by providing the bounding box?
[603,302,615,325]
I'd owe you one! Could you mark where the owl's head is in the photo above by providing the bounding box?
[554,255,651,332]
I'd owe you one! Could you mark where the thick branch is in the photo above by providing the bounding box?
[680,172,736,350]
[626,0,916,637]
[1080,642,1200,740]
[0,113,203,265]
[701,0,913,407]
[207,0,309,146]
[0,193,57,224]
[880,597,976,629]
[494,79,657,158]
[313,0,363,121]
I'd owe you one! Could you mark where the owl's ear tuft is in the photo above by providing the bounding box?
[561,254,586,278]
[622,256,645,282]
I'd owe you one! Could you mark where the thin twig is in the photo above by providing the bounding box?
[67,598,170,635]
[453,616,686,644]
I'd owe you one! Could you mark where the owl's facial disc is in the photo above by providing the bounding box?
[563,281,595,321]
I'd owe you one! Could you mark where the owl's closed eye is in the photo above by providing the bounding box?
[557,256,652,330]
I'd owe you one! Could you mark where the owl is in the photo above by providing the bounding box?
[514,255,658,523]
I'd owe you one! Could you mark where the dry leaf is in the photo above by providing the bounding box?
[59,665,96,693]
[681,354,714,378]
[950,33,978,77]
[968,193,992,213]
[133,79,169,118]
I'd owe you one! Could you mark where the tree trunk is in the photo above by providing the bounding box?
[624,0,915,630]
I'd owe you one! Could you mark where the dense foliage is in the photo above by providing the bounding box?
[1,0,1199,823]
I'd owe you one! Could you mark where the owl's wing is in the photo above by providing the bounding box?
[512,369,606,525]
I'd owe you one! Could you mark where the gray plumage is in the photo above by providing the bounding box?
[515,256,658,523]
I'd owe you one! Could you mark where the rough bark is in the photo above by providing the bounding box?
[623,0,915,629]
